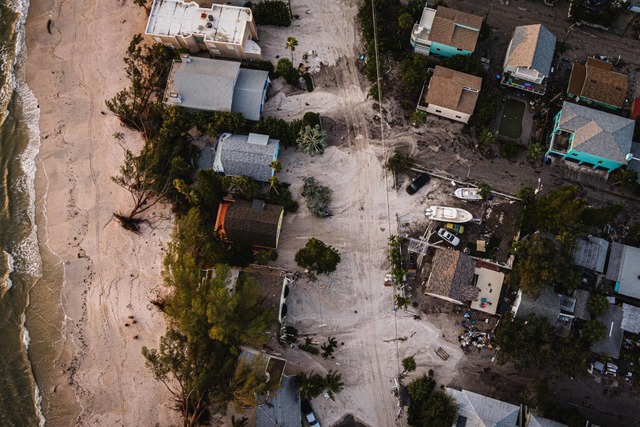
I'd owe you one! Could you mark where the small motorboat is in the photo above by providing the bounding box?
[425,206,473,223]
[454,187,483,201]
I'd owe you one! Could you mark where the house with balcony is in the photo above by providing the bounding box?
[546,102,634,173]
[145,0,261,60]
[417,66,482,124]
[163,55,269,121]
[567,57,628,110]
[410,6,483,57]
[501,24,556,95]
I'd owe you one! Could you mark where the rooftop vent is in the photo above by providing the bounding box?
[247,133,270,146]
[168,92,182,103]
[180,53,191,62]
[208,14,213,21]
[206,22,213,29]
[251,199,265,213]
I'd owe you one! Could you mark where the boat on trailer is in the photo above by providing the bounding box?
[453,187,483,201]
[425,206,473,223]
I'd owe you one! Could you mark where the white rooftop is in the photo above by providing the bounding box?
[470,266,504,315]
[146,0,252,45]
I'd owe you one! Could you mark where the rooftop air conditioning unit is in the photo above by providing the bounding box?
[180,53,191,62]
[208,14,213,21]
[168,93,182,103]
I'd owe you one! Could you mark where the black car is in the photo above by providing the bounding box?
[406,173,431,195]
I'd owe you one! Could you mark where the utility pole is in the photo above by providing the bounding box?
[561,23,577,47]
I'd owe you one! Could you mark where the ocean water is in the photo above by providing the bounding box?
[0,0,50,424]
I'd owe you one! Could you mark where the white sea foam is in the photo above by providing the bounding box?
[4,250,15,290]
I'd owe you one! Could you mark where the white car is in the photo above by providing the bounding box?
[437,228,460,247]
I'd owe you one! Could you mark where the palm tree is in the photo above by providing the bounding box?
[297,125,327,156]
[322,370,344,400]
[610,167,637,194]
[297,371,324,400]
[268,160,282,194]
[286,36,298,62]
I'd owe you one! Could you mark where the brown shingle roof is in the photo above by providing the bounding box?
[425,66,482,115]
[578,58,627,108]
[429,7,483,52]
[217,200,283,249]
[425,249,478,302]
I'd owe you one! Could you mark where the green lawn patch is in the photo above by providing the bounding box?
[498,98,526,140]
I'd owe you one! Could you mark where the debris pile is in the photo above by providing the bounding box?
[459,329,493,352]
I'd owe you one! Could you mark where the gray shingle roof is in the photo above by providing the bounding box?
[214,133,279,182]
[514,287,561,325]
[164,57,239,111]
[256,376,301,427]
[571,236,609,273]
[232,68,270,121]
[622,303,640,334]
[506,24,556,76]
[591,304,623,359]
[560,102,634,164]
[447,388,520,426]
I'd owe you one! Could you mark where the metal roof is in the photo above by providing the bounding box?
[231,68,270,121]
[164,57,239,111]
[621,303,640,334]
[606,242,640,299]
[213,133,279,182]
[571,236,609,273]
[514,287,561,325]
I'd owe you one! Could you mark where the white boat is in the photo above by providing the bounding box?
[454,187,483,201]
[425,206,473,223]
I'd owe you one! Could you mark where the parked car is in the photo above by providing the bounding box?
[406,173,430,195]
[302,399,320,427]
[445,223,464,234]
[437,228,460,246]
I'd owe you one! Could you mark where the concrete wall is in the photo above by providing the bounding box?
[429,41,471,58]
[426,103,471,123]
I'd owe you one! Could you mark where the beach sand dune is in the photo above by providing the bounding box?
[26,0,178,425]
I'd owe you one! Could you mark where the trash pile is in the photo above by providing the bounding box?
[623,338,640,350]
[459,329,493,352]
[458,312,494,353]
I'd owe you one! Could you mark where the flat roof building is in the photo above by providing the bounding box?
[145,0,261,60]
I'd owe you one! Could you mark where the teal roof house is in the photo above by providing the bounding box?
[501,24,556,95]
[410,6,483,57]
[546,102,634,173]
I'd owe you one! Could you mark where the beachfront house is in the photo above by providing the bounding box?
[215,199,284,250]
[546,102,634,173]
[567,57,628,110]
[213,133,280,182]
[501,24,556,95]
[256,375,301,427]
[417,66,482,124]
[145,0,261,60]
[410,6,483,57]
[163,55,269,121]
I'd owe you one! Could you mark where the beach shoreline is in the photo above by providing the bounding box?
[25,0,178,424]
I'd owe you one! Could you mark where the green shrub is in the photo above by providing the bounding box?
[302,177,331,218]
[252,1,291,27]
[302,112,321,128]
[276,58,299,85]
[302,73,314,92]
[500,139,520,160]
[241,59,276,79]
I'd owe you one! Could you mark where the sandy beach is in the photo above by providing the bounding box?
[26,0,178,425]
